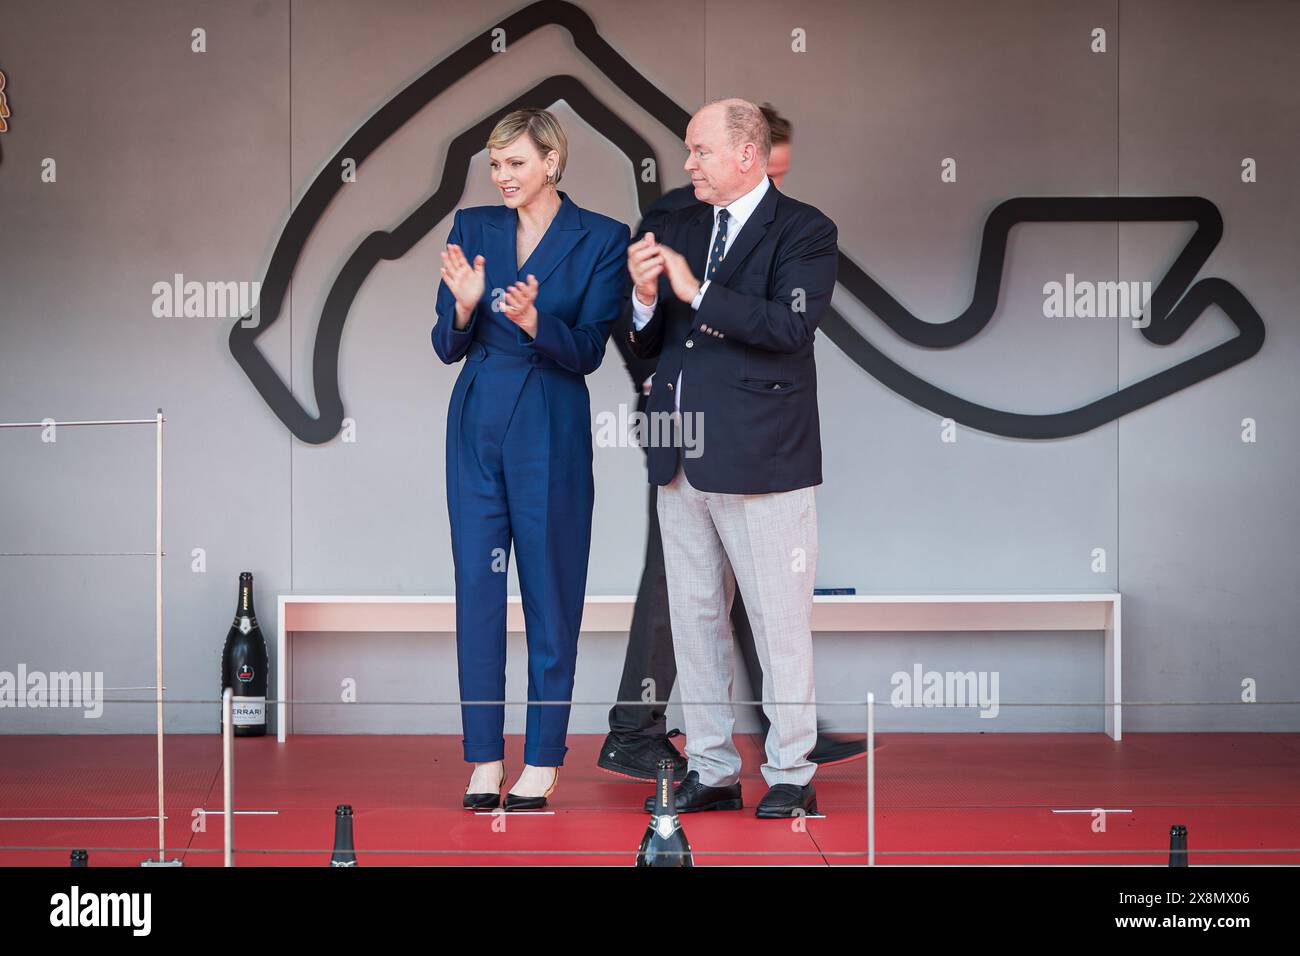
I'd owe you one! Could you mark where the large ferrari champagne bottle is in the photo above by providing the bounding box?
[220,571,268,736]
[636,758,692,867]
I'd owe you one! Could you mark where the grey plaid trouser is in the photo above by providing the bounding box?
[656,464,819,787]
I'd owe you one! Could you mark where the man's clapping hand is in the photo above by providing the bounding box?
[626,232,701,307]
[627,232,663,306]
[656,243,702,304]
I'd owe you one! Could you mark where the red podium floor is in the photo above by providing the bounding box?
[2,733,1298,866]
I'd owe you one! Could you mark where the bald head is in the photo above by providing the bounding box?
[683,98,770,206]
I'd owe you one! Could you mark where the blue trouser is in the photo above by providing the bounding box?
[447,350,593,766]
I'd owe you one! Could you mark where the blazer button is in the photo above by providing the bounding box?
[667,381,674,390]
[529,354,540,365]
[685,339,694,349]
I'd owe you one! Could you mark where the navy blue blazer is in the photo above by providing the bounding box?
[626,181,838,494]
[431,191,630,374]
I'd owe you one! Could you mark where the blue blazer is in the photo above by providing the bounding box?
[432,191,630,374]
[626,181,838,494]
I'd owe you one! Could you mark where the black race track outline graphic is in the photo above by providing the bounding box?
[829,196,1264,439]
[230,0,1265,444]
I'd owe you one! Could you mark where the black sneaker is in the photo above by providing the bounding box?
[597,729,688,782]
[808,734,869,766]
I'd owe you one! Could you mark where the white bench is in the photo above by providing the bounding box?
[275,592,1121,743]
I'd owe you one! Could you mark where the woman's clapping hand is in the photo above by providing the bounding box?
[501,273,540,339]
[440,242,486,328]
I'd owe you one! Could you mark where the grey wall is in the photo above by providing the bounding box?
[1,0,1296,737]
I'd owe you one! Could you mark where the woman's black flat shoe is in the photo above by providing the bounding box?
[504,768,558,811]
[463,764,506,810]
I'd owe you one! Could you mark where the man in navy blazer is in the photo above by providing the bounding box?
[600,105,863,785]
[626,98,838,817]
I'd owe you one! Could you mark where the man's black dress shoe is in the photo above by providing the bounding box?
[755,782,818,818]
[808,734,868,766]
[642,770,742,813]
[598,729,688,782]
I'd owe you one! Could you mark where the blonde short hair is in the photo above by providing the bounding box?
[486,108,568,185]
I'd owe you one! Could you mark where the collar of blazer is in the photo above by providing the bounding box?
[484,189,587,295]
[685,177,781,290]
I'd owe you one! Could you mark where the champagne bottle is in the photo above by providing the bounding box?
[1169,824,1189,866]
[636,758,693,867]
[220,571,268,737]
[330,804,357,866]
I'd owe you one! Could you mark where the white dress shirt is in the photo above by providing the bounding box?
[631,175,771,411]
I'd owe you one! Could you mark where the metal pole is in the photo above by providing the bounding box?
[155,408,165,862]
[867,691,875,866]
[1,412,178,863]
[222,687,234,867]
[0,418,159,428]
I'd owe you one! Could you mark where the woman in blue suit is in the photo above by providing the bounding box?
[432,109,629,810]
